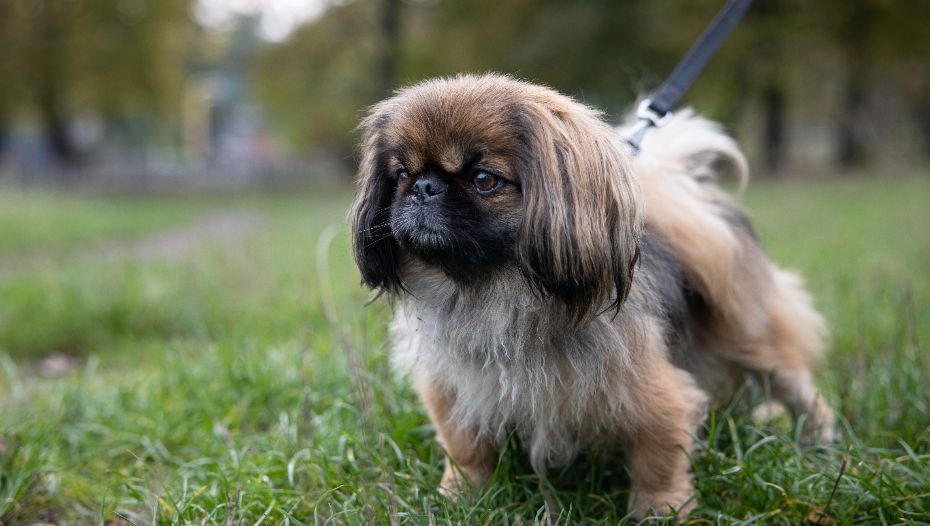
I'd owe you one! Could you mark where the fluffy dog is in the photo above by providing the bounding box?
[350,73,837,519]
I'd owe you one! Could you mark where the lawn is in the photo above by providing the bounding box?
[1,175,928,524]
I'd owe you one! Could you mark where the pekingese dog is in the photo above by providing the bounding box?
[350,73,837,519]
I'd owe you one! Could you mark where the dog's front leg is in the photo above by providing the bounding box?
[625,360,706,520]
[415,373,497,499]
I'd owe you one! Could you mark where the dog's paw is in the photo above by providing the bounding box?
[437,462,491,501]
[627,486,696,522]
[438,468,466,501]
[799,397,840,447]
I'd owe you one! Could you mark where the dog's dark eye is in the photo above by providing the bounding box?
[395,168,409,180]
[472,171,502,194]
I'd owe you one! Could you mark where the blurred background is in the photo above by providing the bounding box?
[1,0,929,189]
[1,3,929,523]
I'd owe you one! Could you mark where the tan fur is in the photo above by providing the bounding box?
[351,74,838,520]
[414,373,497,495]
[623,318,707,517]
[631,114,835,443]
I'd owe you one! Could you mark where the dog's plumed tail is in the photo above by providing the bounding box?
[623,109,752,311]
[625,109,827,373]
[626,108,749,191]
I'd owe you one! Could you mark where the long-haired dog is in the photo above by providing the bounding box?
[350,74,837,519]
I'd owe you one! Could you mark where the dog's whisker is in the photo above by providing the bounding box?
[364,232,394,249]
[359,222,392,234]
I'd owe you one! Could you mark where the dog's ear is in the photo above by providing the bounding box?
[350,105,403,294]
[516,98,642,323]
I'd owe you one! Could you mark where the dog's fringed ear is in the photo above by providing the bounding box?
[350,105,403,295]
[516,99,643,323]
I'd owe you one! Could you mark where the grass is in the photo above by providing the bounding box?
[0,191,209,256]
[1,175,929,524]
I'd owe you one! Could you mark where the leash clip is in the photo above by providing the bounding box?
[624,99,673,155]
[636,98,673,128]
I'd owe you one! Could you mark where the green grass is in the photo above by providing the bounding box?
[0,191,210,256]
[1,176,929,524]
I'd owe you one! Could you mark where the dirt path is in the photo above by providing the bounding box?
[0,211,262,277]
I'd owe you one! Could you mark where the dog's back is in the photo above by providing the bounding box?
[628,113,835,440]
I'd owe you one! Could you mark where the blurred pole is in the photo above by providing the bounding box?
[379,0,401,97]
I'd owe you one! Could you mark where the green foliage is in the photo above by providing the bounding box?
[251,1,383,151]
[249,0,930,168]
[1,177,929,523]
[0,0,192,117]
[0,0,194,162]
[3,0,929,169]
[251,0,671,152]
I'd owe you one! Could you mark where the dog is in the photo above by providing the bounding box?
[350,73,837,519]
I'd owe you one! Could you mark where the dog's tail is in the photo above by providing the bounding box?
[621,108,755,332]
[623,108,749,191]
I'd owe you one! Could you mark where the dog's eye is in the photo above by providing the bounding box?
[395,168,409,180]
[472,171,502,194]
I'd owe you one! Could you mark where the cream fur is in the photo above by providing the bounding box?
[391,263,698,472]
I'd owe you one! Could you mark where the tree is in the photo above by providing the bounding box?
[807,0,930,170]
[0,0,193,167]
[249,0,930,172]
[379,0,402,97]
[251,1,383,155]
[0,2,15,155]
[402,0,659,113]
[251,0,661,155]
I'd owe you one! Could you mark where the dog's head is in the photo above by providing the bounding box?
[351,74,642,321]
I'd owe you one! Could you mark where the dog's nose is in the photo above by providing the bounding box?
[411,176,447,201]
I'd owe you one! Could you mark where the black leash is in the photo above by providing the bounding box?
[624,0,755,154]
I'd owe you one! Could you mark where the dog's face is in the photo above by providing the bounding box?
[351,74,642,321]
[381,92,525,282]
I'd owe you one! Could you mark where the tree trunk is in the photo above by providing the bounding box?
[913,103,930,162]
[379,0,401,97]
[36,1,80,168]
[835,3,872,172]
[762,84,786,173]
[836,70,866,170]
[0,120,7,157]
[39,88,79,166]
